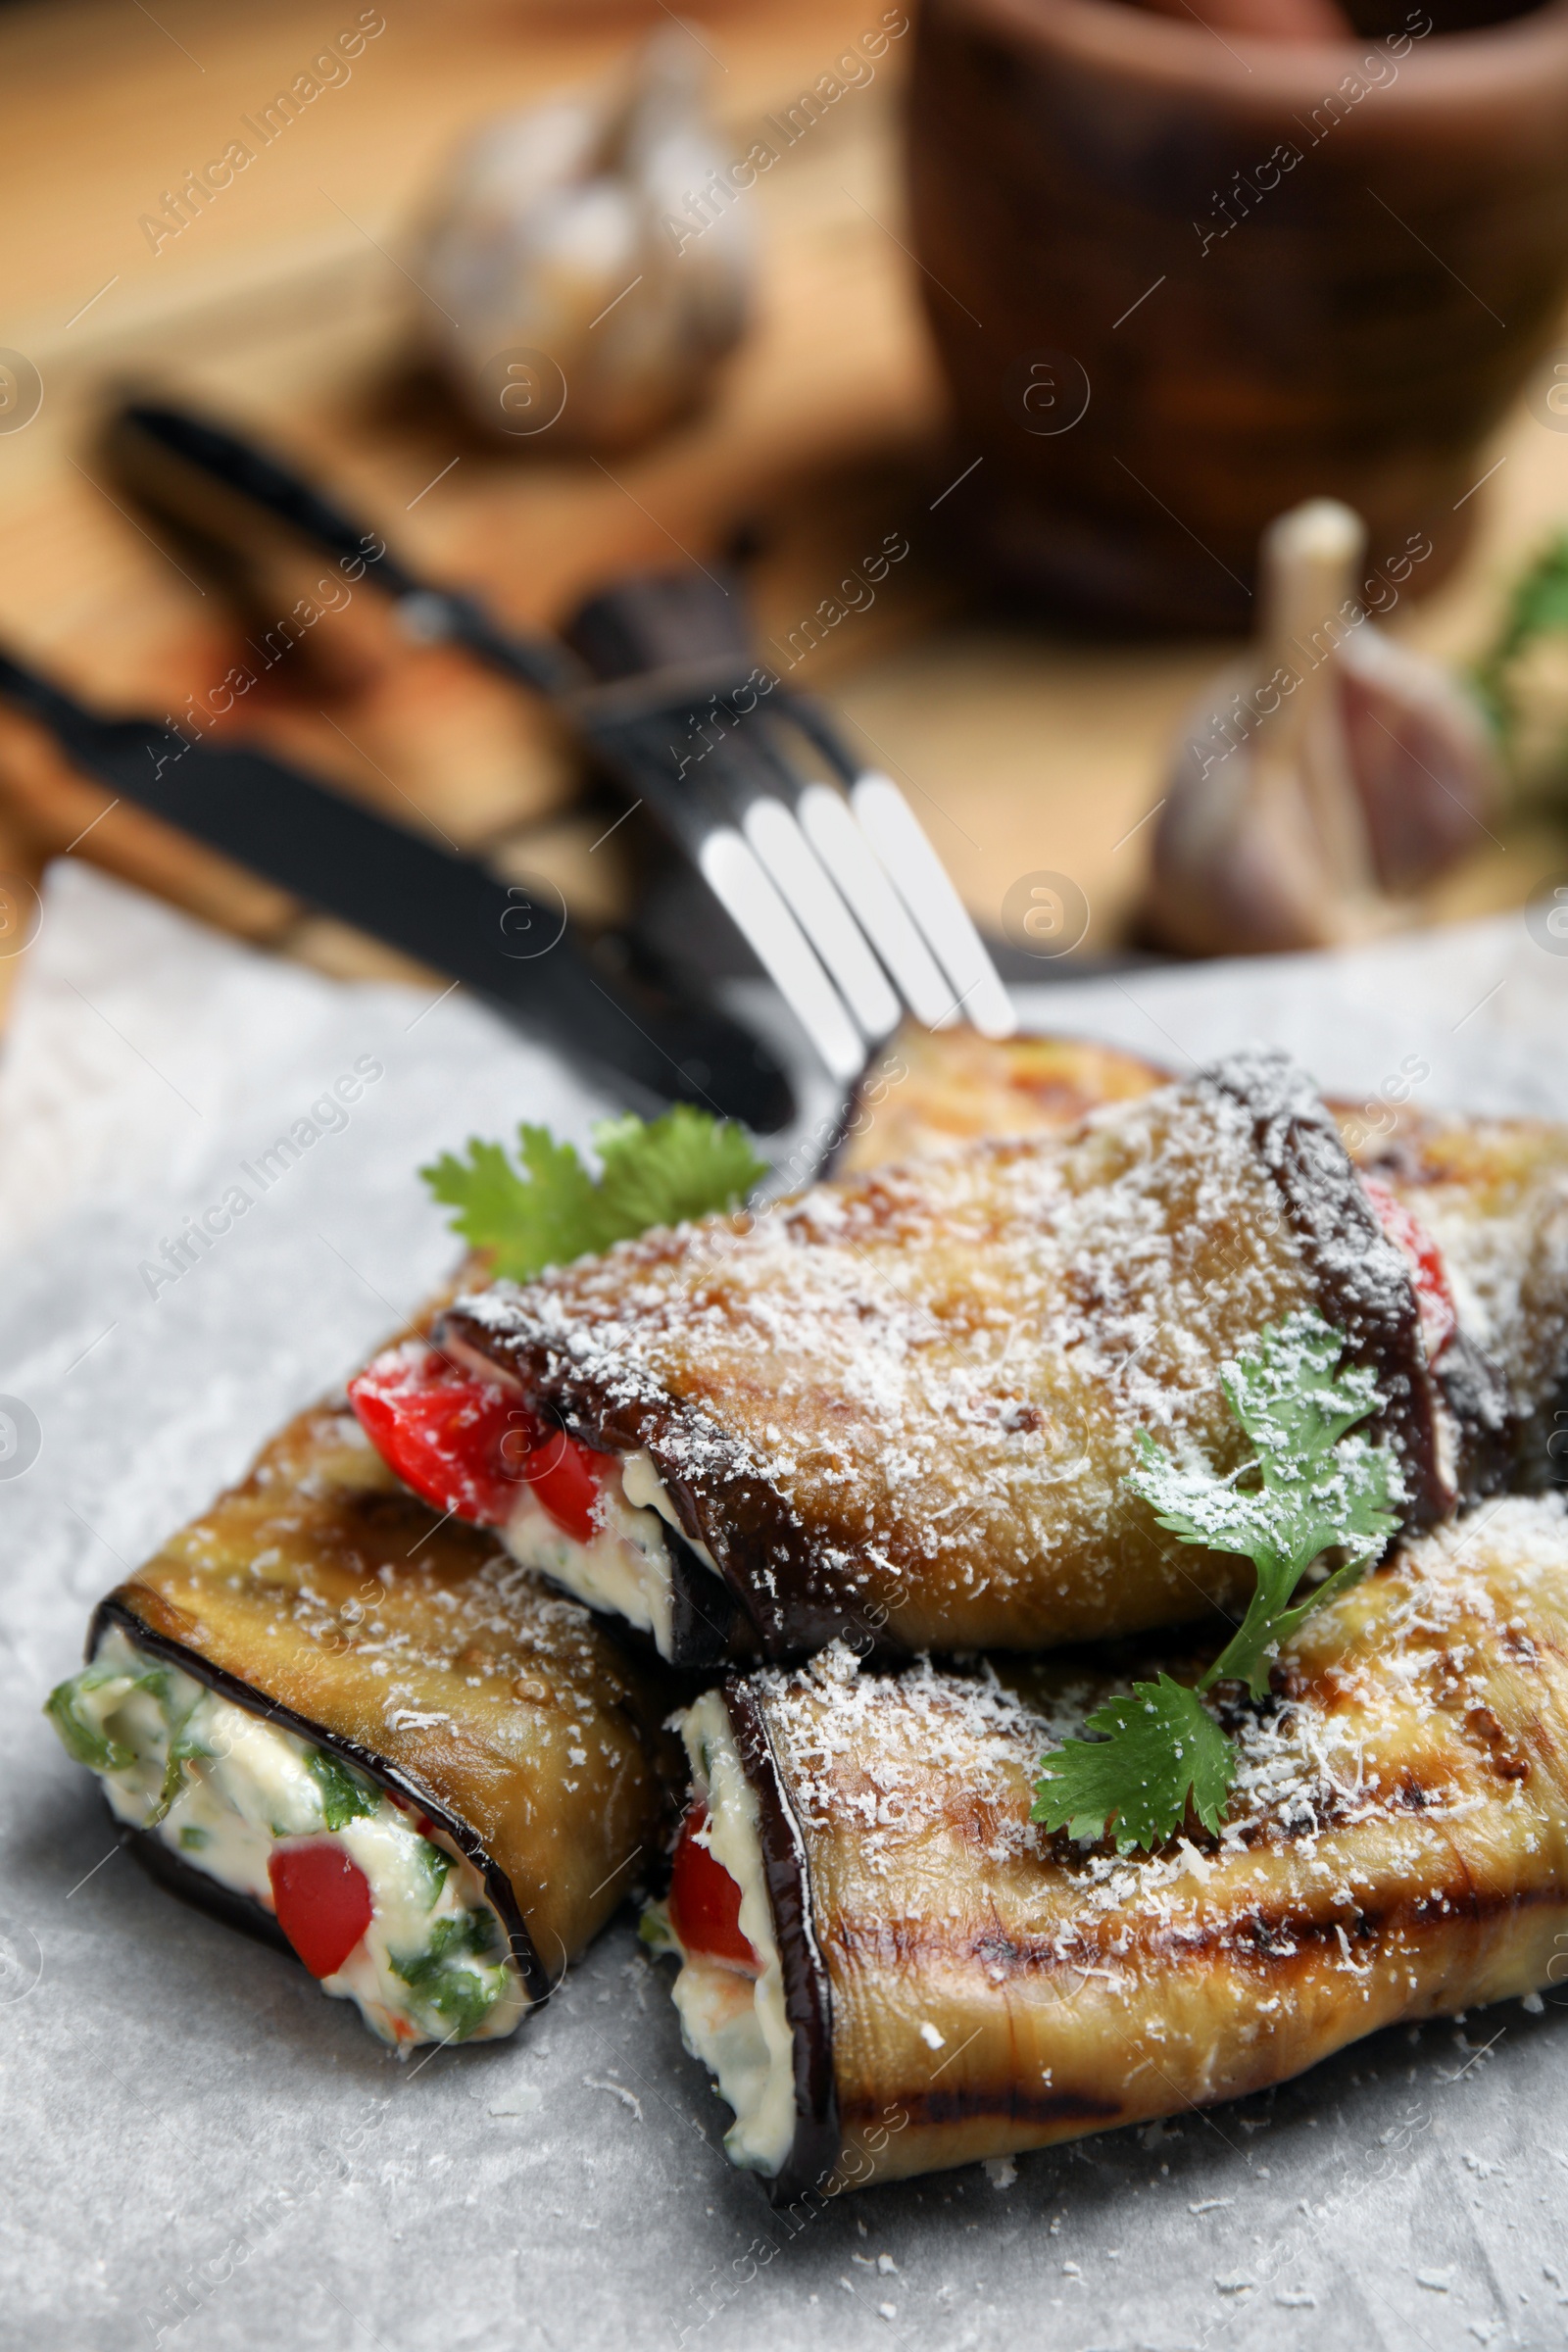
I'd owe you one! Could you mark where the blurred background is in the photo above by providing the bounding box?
[2,0,1568,1055]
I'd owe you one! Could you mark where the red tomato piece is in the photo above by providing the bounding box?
[1361,1177,1457,1363]
[268,1840,373,1979]
[668,1800,760,1976]
[517,1427,601,1546]
[349,1344,537,1526]
[350,1342,604,1540]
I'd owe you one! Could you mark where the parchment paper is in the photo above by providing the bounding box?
[2,863,1565,2352]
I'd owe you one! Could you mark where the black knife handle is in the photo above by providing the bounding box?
[107,401,580,700]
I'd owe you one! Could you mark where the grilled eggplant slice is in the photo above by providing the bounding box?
[437,1052,1455,1663]
[837,1021,1568,1496]
[650,1494,1568,2194]
[832,1025,1167,1177]
[47,1393,680,2047]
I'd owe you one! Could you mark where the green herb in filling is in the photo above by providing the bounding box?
[390,1910,507,2040]
[306,1746,380,1831]
[44,1663,167,1775]
[414,1839,453,1908]
[638,1903,675,1955]
[178,1826,210,1851]
[157,1710,226,1819]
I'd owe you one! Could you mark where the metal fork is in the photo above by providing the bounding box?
[562,567,1015,1080]
[110,400,1016,1084]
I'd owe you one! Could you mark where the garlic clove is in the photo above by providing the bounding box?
[1143,499,1501,957]
[417,31,752,452]
[1337,624,1500,892]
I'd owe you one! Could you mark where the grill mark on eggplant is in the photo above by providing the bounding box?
[825,1867,1564,1988]
[722,1678,840,2203]
[90,1595,551,2006]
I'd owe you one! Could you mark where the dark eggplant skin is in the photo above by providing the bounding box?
[119,1810,297,1962]
[78,1392,683,2006]
[1207,1054,1446,1527]
[721,1682,839,2205]
[666,1532,760,1672]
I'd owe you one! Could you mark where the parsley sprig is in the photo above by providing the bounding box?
[1032,1311,1402,1855]
[421,1106,766,1282]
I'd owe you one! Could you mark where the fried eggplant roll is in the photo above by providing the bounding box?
[840,1021,1568,1493]
[46,1393,678,2049]
[647,1494,1568,2194]
[409,1050,1483,1666]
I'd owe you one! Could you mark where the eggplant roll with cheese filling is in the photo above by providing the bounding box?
[46,1394,678,2049]
[840,1021,1568,1491]
[648,1494,1568,2194]
[415,1051,1486,1665]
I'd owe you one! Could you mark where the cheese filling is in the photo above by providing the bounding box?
[47,1625,529,2048]
[503,1447,720,1660]
[645,1690,797,2175]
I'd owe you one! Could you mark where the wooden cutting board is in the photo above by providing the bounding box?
[0,0,1563,1039]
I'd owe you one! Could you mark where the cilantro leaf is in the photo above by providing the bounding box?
[421,1109,766,1281]
[1032,1676,1234,1854]
[593,1105,767,1239]
[422,1128,603,1275]
[1129,1311,1400,1699]
[1034,1309,1402,1855]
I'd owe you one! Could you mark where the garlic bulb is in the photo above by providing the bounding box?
[418,32,752,451]
[1143,500,1501,957]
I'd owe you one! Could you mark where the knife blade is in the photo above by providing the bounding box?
[0,647,795,1132]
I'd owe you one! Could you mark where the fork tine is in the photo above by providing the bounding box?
[850,773,1016,1039]
[696,828,866,1083]
[742,796,900,1042]
[796,782,958,1031]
